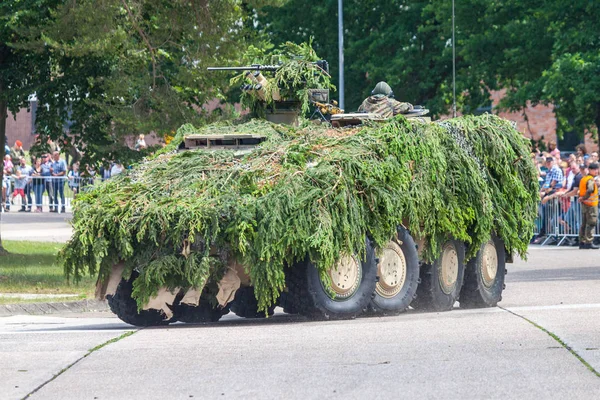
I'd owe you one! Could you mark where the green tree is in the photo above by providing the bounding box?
[1,0,57,254]
[257,0,600,139]
[256,0,473,117]
[30,0,284,162]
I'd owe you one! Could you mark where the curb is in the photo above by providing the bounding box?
[0,299,109,317]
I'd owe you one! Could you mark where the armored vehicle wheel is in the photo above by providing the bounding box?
[412,240,465,312]
[107,274,170,327]
[369,227,420,314]
[285,239,378,320]
[230,286,276,318]
[460,235,506,308]
[174,302,229,323]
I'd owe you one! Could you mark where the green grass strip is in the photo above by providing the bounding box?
[500,306,600,378]
[22,330,137,399]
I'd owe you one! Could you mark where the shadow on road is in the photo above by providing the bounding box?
[509,266,600,282]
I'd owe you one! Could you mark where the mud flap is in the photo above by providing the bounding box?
[142,288,181,320]
[216,267,242,307]
[95,263,126,300]
[181,288,202,306]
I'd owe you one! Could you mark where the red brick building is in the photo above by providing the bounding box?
[5,105,37,150]
[490,90,596,154]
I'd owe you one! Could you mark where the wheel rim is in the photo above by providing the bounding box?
[438,242,459,295]
[481,240,498,288]
[376,240,407,299]
[324,255,362,300]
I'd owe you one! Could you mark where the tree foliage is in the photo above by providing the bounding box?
[256,0,600,137]
[9,0,284,164]
[230,41,335,115]
[1,0,59,253]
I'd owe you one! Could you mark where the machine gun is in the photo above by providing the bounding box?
[207,64,281,72]
[313,101,344,116]
[207,61,330,104]
[207,60,329,74]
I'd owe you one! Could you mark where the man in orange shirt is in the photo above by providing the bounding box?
[578,163,599,249]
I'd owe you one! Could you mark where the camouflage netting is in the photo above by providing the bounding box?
[60,114,539,312]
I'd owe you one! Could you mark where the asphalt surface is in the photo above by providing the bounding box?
[1,246,599,399]
[1,212,72,242]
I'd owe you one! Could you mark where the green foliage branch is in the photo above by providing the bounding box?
[60,114,538,312]
[230,41,335,116]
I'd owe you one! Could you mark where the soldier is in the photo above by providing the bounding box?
[358,81,413,118]
[578,162,599,249]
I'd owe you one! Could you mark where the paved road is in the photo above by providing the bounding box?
[1,247,599,399]
[0,212,72,242]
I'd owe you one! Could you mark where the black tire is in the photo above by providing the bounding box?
[285,239,378,320]
[230,286,275,318]
[174,302,229,323]
[278,288,298,314]
[107,275,170,327]
[460,235,506,308]
[412,240,466,312]
[369,226,420,314]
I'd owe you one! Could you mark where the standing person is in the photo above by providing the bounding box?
[541,157,564,195]
[11,140,26,160]
[18,157,33,211]
[80,163,96,191]
[3,154,14,211]
[576,144,588,162]
[135,134,147,151]
[50,151,67,213]
[535,157,565,242]
[67,162,81,198]
[41,154,54,211]
[110,161,123,177]
[31,157,44,212]
[578,163,599,249]
[559,162,584,236]
[548,141,560,160]
[100,161,111,181]
[10,169,28,209]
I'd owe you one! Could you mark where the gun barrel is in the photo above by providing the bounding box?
[207,65,281,72]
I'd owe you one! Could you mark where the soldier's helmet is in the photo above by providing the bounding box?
[372,81,393,97]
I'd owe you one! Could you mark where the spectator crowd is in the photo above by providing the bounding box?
[2,139,125,213]
[533,141,600,245]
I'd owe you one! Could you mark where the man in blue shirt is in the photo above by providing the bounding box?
[541,157,564,196]
[535,157,565,242]
[50,151,67,213]
[40,154,54,211]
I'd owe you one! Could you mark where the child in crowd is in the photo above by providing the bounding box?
[11,169,28,209]
[68,162,81,197]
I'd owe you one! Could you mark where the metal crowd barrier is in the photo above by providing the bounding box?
[534,195,600,246]
[1,175,101,213]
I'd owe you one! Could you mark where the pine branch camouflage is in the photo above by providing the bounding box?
[60,115,539,313]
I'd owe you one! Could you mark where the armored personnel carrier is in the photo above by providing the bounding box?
[62,110,537,326]
[61,44,537,325]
